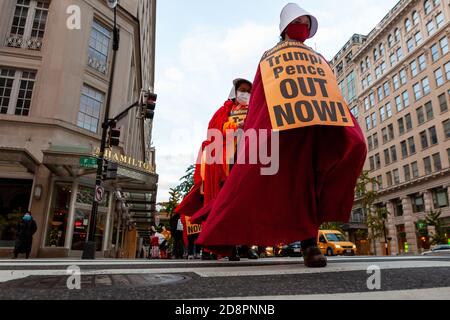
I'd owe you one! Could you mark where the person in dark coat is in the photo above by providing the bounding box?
[13,211,37,259]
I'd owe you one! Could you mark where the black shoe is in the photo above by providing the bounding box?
[302,246,327,268]
[228,255,241,261]
[248,248,259,259]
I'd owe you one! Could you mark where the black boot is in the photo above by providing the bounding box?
[301,238,327,268]
[228,246,240,261]
[247,248,259,259]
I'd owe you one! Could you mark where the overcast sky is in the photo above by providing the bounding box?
[153,0,400,202]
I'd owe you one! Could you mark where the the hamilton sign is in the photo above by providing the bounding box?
[92,147,155,174]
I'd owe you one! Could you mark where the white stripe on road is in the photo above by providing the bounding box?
[1,259,450,282]
[208,287,450,300]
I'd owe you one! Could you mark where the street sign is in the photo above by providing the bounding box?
[95,185,104,202]
[80,157,98,169]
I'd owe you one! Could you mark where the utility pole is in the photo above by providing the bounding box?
[82,0,120,259]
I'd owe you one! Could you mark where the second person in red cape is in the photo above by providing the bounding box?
[175,78,258,260]
[194,3,367,268]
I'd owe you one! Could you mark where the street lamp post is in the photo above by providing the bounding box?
[82,1,120,259]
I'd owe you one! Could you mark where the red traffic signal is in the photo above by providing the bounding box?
[143,92,157,120]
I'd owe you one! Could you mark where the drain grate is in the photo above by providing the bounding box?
[1,273,190,290]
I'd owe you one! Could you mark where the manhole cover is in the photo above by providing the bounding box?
[1,274,190,290]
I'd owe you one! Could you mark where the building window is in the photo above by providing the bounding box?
[415,31,423,45]
[371,112,377,128]
[351,106,358,118]
[373,133,379,148]
[443,119,450,139]
[366,57,371,69]
[388,124,394,140]
[413,83,422,100]
[424,156,432,175]
[346,71,356,102]
[369,156,375,171]
[399,68,407,85]
[369,92,375,107]
[393,169,400,185]
[77,85,104,133]
[375,66,382,79]
[405,18,412,32]
[381,61,387,74]
[402,90,410,107]
[422,77,430,96]
[88,19,112,74]
[366,116,371,130]
[388,35,394,48]
[395,28,401,43]
[401,140,408,158]
[383,82,390,97]
[435,68,444,87]
[367,74,373,86]
[398,118,405,135]
[367,136,373,151]
[394,198,404,216]
[424,0,432,15]
[412,11,420,25]
[364,97,370,111]
[373,48,379,61]
[408,136,416,154]
[445,62,450,80]
[405,113,413,130]
[377,86,383,101]
[429,126,438,145]
[440,37,449,55]
[439,93,448,113]
[375,153,381,169]
[395,96,402,112]
[426,20,435,36]
[386,103,393,119]
[417,106,426,124]
[411,193,425,212]
[382,127,388,143]
[380,106,386,122]
[432,187,449,208]
[379,43,385,56]
[0,68,36,116]
[6,0,50,51]
[404,165,411,182]
[411,60,418,77]
[386,172,393,187]
[431,43,439,62]
[425,101,434,120]
[390,145,398,162]
[432,153,442,171]
[420,130,429,149]
[418,54,426,71]
[412,161,419,178]
[435,12,444,29]
[407,38,414,53]
[390,53,396,67]
[393,75,400,90]
[384,148,391,165]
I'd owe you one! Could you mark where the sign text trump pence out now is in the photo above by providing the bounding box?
[260,41,354,131]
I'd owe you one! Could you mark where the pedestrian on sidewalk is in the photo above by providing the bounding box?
[13,211,37,259]
[193,3,367,268]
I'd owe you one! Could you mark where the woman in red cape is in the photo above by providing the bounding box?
[195,3,367,267]
[175,79,253,260]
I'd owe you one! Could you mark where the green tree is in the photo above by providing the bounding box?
[320,222,345,233]
[425,210,447,245]
[355,170,390,255]
[175,164,195,198]
[158,188,181,218]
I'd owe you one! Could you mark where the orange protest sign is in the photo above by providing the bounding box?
[260,41,354,131]
[185,216,202,235]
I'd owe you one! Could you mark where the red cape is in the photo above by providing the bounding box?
[196,66,367,251]
[175,100,236,216]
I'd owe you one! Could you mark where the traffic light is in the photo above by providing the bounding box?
[102,160,118,180]
[143,92,157,120]
[108,127,121,147]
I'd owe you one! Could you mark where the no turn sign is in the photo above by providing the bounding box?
[95,185,104,202]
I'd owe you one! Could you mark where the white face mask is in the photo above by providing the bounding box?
[236,91,251,105]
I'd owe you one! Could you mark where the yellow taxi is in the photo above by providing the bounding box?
[317,230,357,256]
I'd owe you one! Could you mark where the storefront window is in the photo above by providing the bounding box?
[45,182,71,247]
[72,186,108,251]
[0,179,32,247]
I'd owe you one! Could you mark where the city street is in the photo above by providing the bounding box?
[0,256,449,300]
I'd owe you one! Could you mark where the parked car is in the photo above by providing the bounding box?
[278,241,302,257]
[422,244,450,256]
[317,230,357,256]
